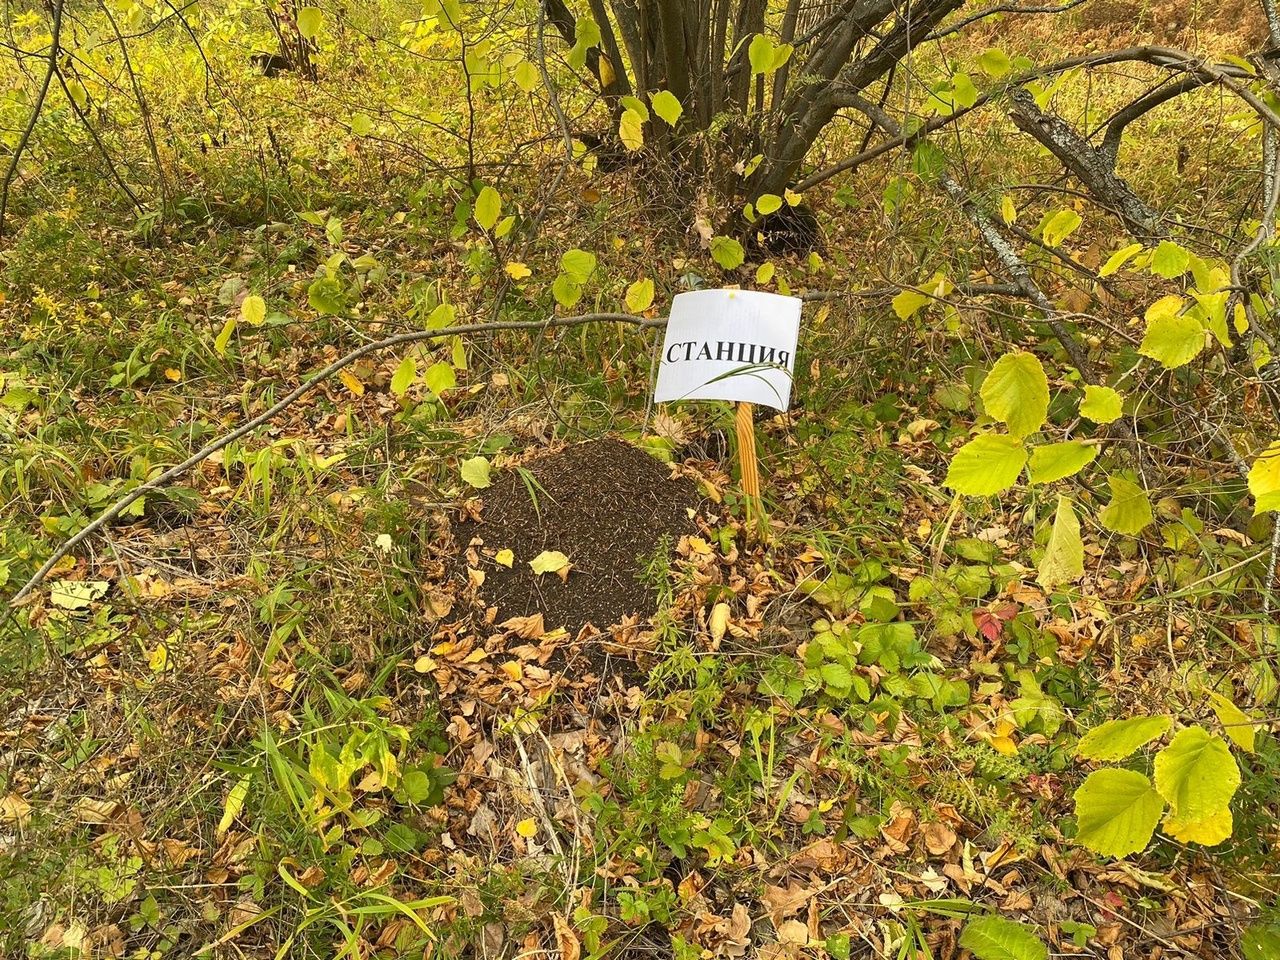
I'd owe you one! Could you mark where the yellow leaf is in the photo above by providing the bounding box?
[217,775,251,837]
[599,54,616,88]
[516,817,538,838]
[1163,806,1233,845]
[500,660,523,681]
[505,261,532,280]
[619,109,644,152]
[529,550,570,574]
[625,278,655,312]
[1209,692,1256,752]
[148,641,172,673]
[338,369,365,397]
[984,718,1018,755]
[213,317,237,356]
[495,549,514,568]
[241,294,267,326]
[164,368,182,382]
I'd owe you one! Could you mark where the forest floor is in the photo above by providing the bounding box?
[2,3,1279,959]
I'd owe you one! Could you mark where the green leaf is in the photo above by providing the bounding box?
[1037,496,1083,589]
[350,113,374,136]
[1099,475,1154,535]
[514,60,539,92]
[1073,768,1165,858]
[460,456,491,489]
[619,108,645,151]
[977,47,1012,78]
[1099,242,1143,278]
[756,193,783,215]
[560,249,597,283]
[650,90,682,126]
[1208,692,1256,753]
[529,550,570,574]
[1153,726,1240,821]
[958,915,1047,960]
[241,295,267,327]
[1242,925,1280,960]
[552,274,583,308]
[625,278,655,312]
[425,303,456,329]
[422,361,456,395]
[1076,715,1172,761]
[710,236,745,270]
[980,351,1049,439]
[1139,295,1203,368]
[474,186,502,231]
[297,6,323,39]
[619,95,649,120]
[892,288,931,320]
[945,434,1028,496]
[307,276,344,315]
[1248,441,1280,513]
[1028,441,1097,484]
[819,661,853,692]
[391,356,417,397]
[1080,385,1124,424]
[1041,208,1082,247]
[950,72,978,109]
[1151,240,1190,279]
[568,16,600,70]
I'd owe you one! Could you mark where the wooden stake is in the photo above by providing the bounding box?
[735,401,763,534]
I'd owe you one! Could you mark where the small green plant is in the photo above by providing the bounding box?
[1072,694,1256,857]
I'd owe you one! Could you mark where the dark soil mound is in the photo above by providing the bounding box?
[452,438,698,636]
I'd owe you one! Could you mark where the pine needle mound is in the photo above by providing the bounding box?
[452,438,699,636]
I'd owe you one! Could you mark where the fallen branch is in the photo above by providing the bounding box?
[9,312,662,606]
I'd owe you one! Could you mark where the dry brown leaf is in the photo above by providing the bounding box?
[0,793,31,824]
[777,918,808,945]
[761,881,812,928]
[923,821,957,856]
[74,797,120,824]
[500,613,545,639]
[553,913,581,960]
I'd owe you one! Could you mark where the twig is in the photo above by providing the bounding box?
[1267,517,1280,621]
[844,93,1098,378]
[9,312,663,606]
[926,0,1089,41]
[0,0,63,238]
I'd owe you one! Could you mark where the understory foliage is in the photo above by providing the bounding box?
[4,0,1280,957]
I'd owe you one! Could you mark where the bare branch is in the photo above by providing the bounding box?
[1098,74,1205,164]
[1006,86,1165,239]
[843,92,1099,379]
[926,0,1089,41]
[0,0,63,239]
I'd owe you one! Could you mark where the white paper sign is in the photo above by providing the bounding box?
[653,289,802,411]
